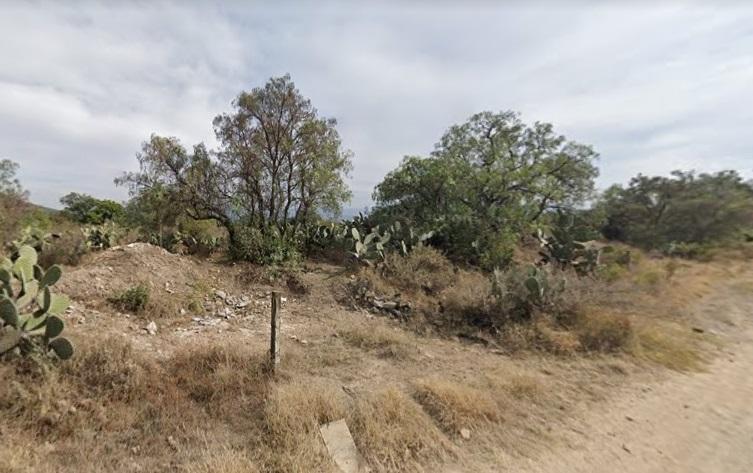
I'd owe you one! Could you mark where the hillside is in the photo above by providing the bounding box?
[2,242,748,472]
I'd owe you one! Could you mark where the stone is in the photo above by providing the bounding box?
[459,428,471,440]
[145,321,158,335]
[320,419,362,473]
[214,290,227,301]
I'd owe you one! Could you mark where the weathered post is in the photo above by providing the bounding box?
[270,291,282,370]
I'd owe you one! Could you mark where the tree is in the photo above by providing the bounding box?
[599,170,753,248]
[60,192,124,225]
[0,159,30,245]
[117,75,353,259]
[0,159,25,198]
[372,111,599,267]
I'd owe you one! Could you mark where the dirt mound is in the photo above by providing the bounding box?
[59,242,210,303]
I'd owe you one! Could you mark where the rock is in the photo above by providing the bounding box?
[214,290,227,301]
[459,428,471,440]
[319,419,362,473]
[166,435,179,451]
[692,327,705,334]
[179,308,186,315]
[145,321,158,335]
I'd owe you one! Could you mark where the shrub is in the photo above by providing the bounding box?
[82,221,125,250]
[597,262,626,283]
[38,230,89,267]
[575,311,633,352]
[109,283,149,313]
[230,225,301,265]
[382,246,454,294]
[490,265,568,322]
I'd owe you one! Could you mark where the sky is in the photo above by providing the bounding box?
[1,1,752,210]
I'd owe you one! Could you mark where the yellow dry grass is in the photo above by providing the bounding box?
[348,387,455,472]
[413,378,502,433]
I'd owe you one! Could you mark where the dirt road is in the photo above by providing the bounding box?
[518,283,753,473]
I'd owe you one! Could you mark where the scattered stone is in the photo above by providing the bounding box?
[622,444,632,454]
[214,290,227,301]
[179,308,186,315]
[166,435,179,451]
[459,428,471,440]
[692,327,705,334]
[625,416,634,422]
[145,321,158,335]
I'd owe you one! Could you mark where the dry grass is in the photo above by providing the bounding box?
[382,245,455,294]
[629,321,705,371]
[260,378,346,472]
[413,378,501,433]
[574,310,634,353]
[337,322,418,359]
[348,387,455,472]
[184,449,260,473]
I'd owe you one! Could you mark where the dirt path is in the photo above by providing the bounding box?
[516,283,753,473]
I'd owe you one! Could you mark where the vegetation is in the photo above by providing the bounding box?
[60,192,124,225]
[109,283,150,313]
[0,245,73,360]
[116,75,353,263]
[600,170,753,251]
[372,111,599,268]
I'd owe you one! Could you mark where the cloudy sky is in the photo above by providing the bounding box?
[2,1,752,209]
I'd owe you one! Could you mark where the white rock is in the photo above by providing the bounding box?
[214,290,227,300]
[459,428,471,440]
[145,321,158,335]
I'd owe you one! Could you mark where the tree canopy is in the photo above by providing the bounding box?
[599,170,753,248]
[60,192,124,225]
[117,75,353,255]
[0,159,25,198]
[372,111,599,267]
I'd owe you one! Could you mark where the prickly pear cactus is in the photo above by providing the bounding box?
[0,245,73,360]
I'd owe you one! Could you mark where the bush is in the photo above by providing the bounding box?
[230,225,301,265]
[490,265,569,322]
[382,246,454,294]
[38,230,89,267]
[575,311,633,352]
[109,283,150,313]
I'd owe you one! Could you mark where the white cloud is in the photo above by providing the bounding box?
[1,1,751,208]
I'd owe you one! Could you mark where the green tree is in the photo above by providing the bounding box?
[59,192,124,225]
[117,75,353,260]
[599,170,753,248]
[0,159,30,245]
[0,159,25,198]
[373,111,599,267]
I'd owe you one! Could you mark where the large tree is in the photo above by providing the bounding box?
[117,75,352,252]
[372,111,599,266]
[599,170,753,248]
[60,192,124,225]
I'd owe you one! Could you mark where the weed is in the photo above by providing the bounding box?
[109,283,149,313]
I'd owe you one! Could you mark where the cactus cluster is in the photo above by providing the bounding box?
[536,212,600,275]
[82,221,122,250]
[491,265,566,321]
[9,226,58,254]
[0,245,73,360]
[303,216,433,265]
[351,220,433,264]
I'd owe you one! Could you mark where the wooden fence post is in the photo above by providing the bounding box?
[270,291,282,370]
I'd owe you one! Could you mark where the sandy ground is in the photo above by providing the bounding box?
[508,282,753,473]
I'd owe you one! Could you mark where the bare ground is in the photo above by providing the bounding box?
[490,277,753,473]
